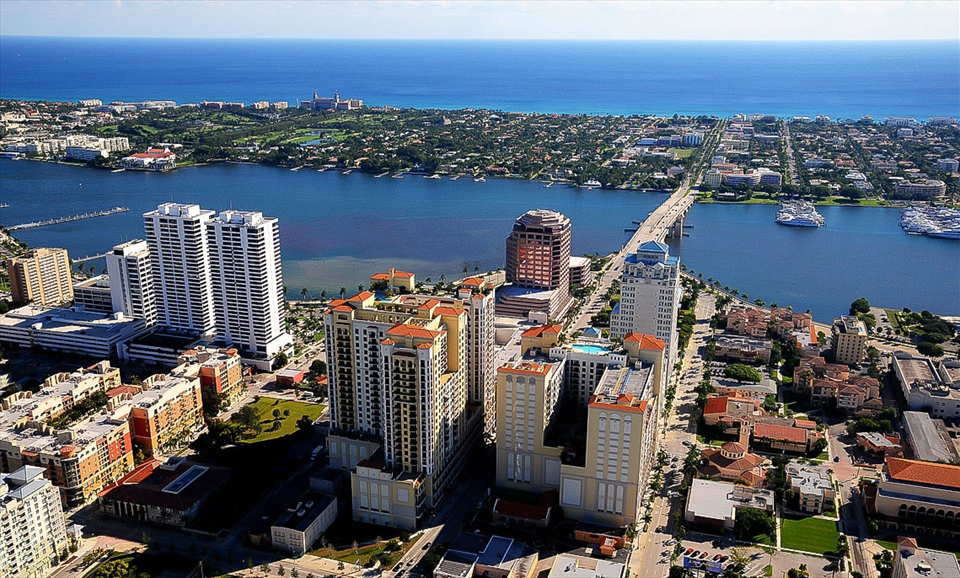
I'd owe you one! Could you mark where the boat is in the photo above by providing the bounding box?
[424,174,442,179]
[900,206,960,240]
[341,169,352,175]
[111,168,125,173]
[474,177,486,183]
[584,179,602,187]
[776,200,824,227]
[375,172,389,178]
[450,175,460,181]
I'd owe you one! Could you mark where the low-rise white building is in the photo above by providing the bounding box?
[271,493,337,555]
[0,305,148,360]
[785,463,835,513]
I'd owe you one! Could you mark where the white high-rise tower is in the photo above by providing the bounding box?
[106,239,157,326]
[610,240,682,380]
[206,210,291,357]
[143,203,216,335]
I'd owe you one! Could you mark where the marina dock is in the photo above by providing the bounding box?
[8,206,129,230]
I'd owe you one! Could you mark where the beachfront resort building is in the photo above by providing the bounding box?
[6,247,73,307]
[498,209,573,319]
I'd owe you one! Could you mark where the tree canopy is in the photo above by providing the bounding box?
[849,297,870,315]
[723,364,763,383]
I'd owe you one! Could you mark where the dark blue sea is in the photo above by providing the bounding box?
[1,37,958,119]
[2,161,958,319]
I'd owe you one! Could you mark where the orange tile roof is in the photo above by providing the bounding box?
[703,396,730,415]
[327,299,348,307]
[107,385,141,397]
[433,306,464,316]
[623,333,666,350]
[886,457,960,490]
[462,277,484,286]
[418,299,441,310]
[793,419,817,429]
[753,423,807,444]
[521,324,563,338]
[331,305,353,313]
[370,273,390,280]
[385,323,443,340]
[392,270,414,278]
[348,291,374,302]
[500,361,552,376]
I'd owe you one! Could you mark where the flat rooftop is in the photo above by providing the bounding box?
[895,356,938,383]
[903,411,960,464]
[686,479,775,522]
[272,493,336,533]
[0,305,141,340]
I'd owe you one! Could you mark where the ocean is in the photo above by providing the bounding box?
[1,37,958,119]
[2,161,957,319]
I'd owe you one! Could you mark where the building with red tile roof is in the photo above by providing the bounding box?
[868,458,960,539]
[752,422,820,453]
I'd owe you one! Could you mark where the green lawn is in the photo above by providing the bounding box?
[780,516,839,555]
[240,398,324,443]
[668,148,696,159]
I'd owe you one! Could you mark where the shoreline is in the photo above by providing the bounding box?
[0,157,915,209]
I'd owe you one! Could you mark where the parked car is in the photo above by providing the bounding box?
[720,555,729,563]
[713,554,723,561]
[691,551,701,558]
[685,548,694,556]
[700,551,710,559]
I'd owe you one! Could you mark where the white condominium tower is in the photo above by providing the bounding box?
[106,239,158,326]
[610,240,682,379]
[143,203,216,335]
[207,210,291,357]
[0,466,68,578]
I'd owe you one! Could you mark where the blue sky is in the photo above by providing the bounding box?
[1,1,958,40]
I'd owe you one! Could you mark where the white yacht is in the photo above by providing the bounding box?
[776,200,825,227]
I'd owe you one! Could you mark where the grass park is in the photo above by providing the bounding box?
[779,516,840,555]
[240,398,325,443]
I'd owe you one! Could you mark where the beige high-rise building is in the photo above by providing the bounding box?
[323,282,493,530]
[494,328,665,527]
[6,247,73,306]
[831,315,868,365]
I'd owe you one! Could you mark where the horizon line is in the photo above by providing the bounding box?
[3,35,958,42]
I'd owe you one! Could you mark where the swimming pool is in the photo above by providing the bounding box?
[571,344,611,355]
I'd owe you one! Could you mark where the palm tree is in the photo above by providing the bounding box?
[339,287,346,299]
[755,298,765,306]
[357,284,364,294]
[320,289,327,301]
[439,274,446,283]
[300,287,308,300]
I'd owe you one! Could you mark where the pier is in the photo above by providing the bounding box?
[72,252,109,263]
[8,206,129,230]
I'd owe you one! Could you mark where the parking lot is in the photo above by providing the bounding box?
[662,533,838,578]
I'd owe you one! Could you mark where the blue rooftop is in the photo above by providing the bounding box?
[638,240,669,254]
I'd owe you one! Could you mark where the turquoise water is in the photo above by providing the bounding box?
[571,344,612,355]
[1,38,957,119]
[1,161,956,320]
